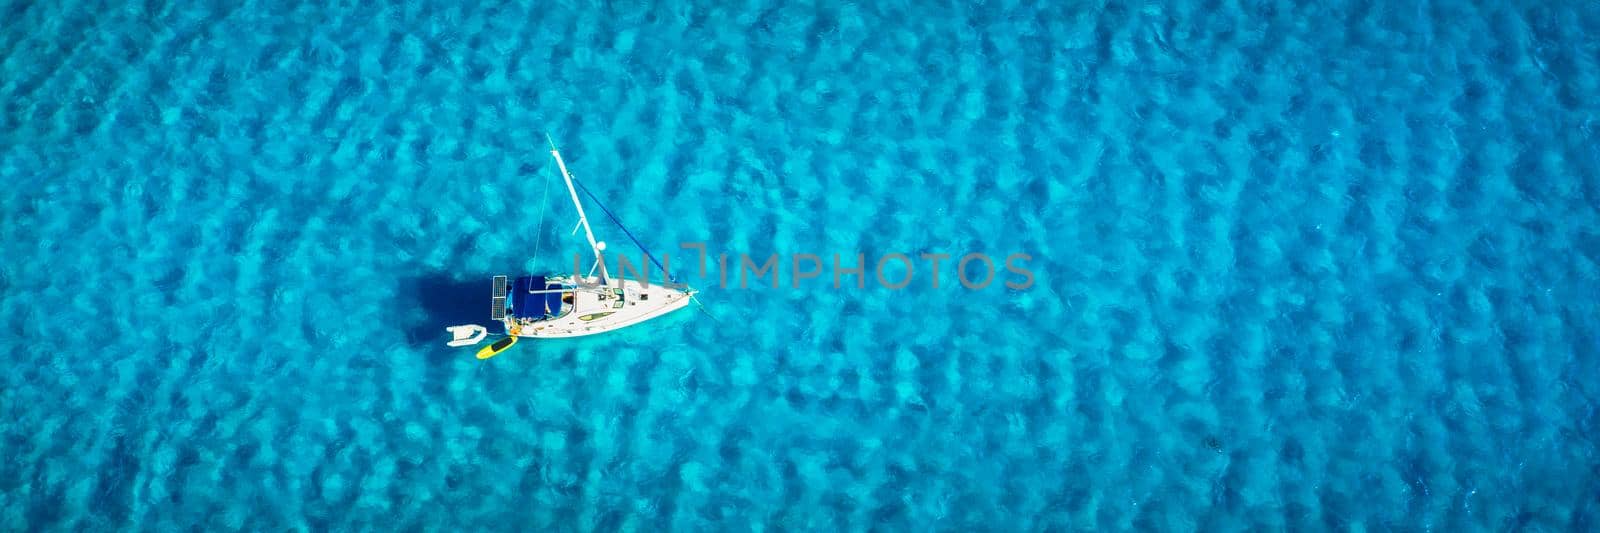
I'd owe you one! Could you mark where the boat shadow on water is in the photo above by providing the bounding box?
[399,272,589,370]
[401,272,493,350]
[398,272,500,394]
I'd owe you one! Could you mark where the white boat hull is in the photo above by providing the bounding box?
[503,276,694,338]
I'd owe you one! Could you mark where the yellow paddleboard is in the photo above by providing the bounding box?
[476,327,521,359]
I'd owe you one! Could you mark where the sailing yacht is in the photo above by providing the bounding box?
[455,137,696,358]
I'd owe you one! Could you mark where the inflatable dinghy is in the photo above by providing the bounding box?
[446,324,488,347]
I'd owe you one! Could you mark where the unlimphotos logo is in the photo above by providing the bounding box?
[571,242,1034,290]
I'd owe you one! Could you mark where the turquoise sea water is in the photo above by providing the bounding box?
[3,0,1599,530]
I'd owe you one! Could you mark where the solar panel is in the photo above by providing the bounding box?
[491,275,509,319]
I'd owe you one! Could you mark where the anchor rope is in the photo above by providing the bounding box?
[691,293,718,322]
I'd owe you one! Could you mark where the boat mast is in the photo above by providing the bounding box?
[547,135,610,284]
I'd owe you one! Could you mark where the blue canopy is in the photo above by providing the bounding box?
[510,276,563,319]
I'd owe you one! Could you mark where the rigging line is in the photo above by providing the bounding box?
[529,159,554,271]
[568,175,677,284]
